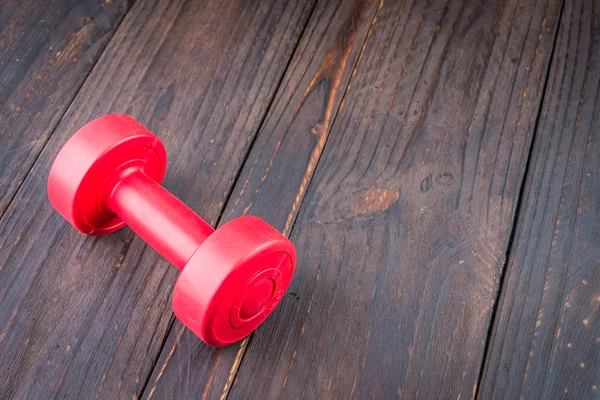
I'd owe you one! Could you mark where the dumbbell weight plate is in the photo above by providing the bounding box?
[48,115,166,235]
[174,216,295,347]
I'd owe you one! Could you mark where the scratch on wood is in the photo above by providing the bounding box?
[283,6,361,234]
[219,337,249,400]
[146,325,186,399]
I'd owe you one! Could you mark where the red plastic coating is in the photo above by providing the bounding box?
[47,114,296,347]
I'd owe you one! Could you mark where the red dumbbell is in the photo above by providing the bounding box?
[47,114,296,347]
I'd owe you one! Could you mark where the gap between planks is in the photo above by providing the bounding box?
[0,0,138,224]
[473,0,567,397]
[136,1,322,398]
[215,3,384,399]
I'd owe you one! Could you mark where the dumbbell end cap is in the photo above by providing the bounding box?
[173,216,296,347]
[48,115,166,235]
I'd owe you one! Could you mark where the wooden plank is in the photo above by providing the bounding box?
[0,0,133,216]
[0,0,314,398]
[478,0,599,398]
[142,0,379,398]
[224,0,564,398]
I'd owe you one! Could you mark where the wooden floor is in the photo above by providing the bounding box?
[0,0,598,398]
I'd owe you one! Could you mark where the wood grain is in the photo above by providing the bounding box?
[0,0,133,217]
[478,0,600,398]
[226,0,563,398]
[0,0,313,398]
[142,0,379,398]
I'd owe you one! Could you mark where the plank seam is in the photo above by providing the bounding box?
[0,0,138,225]
[136,1,322,399]
[213,0,320,233]
[220,1,385,398]
[473,0,567,397]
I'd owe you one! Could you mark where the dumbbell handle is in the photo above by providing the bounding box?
[107,169,214,270]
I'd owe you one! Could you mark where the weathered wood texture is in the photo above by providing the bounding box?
[0,0,314,398]
[479,0,600,398]
[143,0,378,398]
[226,0,563,398]
[0,0,133,216]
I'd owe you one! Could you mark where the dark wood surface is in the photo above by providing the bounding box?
[0,0,313,398]
[0,0,132,216]
[1,0,598,398]
[478,0,600,398]
[227,0,562,398]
